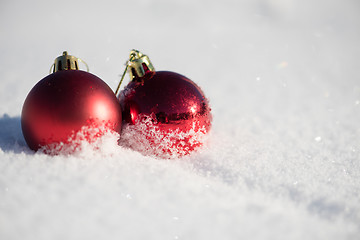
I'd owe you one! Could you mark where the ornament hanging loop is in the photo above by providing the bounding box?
[49,51,89,74]
[115,49,155,96]
[115,52,136,96]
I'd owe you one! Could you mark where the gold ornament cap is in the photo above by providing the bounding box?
[128,49,155,80]
[114,49,156,96]
[50,51,89,73]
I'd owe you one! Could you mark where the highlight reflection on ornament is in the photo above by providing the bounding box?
[21,51,122,152]
[117,50,212,157]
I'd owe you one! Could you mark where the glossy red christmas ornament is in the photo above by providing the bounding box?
[21,51,122,152]
[117,50,212,157]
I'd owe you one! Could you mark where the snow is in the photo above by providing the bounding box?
[1,0,360,239]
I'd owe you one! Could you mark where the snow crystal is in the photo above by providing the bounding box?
[119,116,209,159]
[314,136,322,142]
[39,125,120,156]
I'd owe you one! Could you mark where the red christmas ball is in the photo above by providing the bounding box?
[21,69,121,152]
[118,51,211,157]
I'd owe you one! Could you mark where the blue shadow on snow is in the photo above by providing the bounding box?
[0,114,29,152]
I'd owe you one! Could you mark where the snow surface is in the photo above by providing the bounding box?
[1,0,360,239]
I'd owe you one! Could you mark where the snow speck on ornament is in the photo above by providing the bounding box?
[119,116,210,158]
[39,125,120,156]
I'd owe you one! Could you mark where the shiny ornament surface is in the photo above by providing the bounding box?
[21,70,122,151]
[119,70,212,157]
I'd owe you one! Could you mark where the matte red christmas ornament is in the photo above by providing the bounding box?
[21,51,122,152]
[116,50,212,157]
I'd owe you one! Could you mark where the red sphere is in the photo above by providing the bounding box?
[119,71,212,157]
[21,70,122,151]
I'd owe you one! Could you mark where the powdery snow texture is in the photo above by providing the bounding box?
[0,0,360,239]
